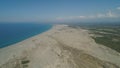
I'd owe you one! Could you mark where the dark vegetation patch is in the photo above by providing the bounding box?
[0,56,30,68]
[21,60,30,64]
[68,24,120,52]
[88,26,120,52]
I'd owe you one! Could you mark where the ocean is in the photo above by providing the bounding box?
[0,23,52,48]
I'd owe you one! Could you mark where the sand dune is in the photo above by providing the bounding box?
[0,25,120,68]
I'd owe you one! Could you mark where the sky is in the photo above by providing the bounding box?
[0,0,120,23]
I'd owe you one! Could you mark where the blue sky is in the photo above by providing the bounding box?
[0,0,120,23]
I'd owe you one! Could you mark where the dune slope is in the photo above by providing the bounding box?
[0,25,120,68]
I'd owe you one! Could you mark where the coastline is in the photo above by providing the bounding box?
[0,24,120,68]
[0,24,65,65]
[0,23,52,48]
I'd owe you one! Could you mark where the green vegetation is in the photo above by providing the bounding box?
[21,59,30,68]
[21,60,30,64]
[88,26,120,52]
[69,24,120,52]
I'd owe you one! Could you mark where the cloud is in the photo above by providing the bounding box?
[107,11,118,17]
[56,16,86,21]
[117,7,120,10]
[96,11,118,18]
[78,16,86,18]
[56,10,119,22]
[96,14,106,18]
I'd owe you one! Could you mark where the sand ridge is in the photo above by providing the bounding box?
[0,24,120,68]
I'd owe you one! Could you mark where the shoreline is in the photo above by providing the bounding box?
[0,24,66,65]
[0,24,120,68]
[0,24,53,49]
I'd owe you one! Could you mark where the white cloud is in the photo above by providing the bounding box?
[117,7,120,10]
[56,16,86,21]
[96,14,106,18]
[96,11,118,18]
[106,10,118,18]
[56,10,119,21]
[78,16,86,18]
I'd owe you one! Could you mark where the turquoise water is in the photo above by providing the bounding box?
[0,23,52,48]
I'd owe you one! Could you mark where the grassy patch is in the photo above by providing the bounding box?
[92,37,120,52]
[89,26,120,52]
[21,60,30,64]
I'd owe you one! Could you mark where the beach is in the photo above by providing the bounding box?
[0,24,120,68]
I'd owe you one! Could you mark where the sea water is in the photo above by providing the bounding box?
[0,23,52,48]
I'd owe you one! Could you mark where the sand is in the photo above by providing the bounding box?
[0,24,120,68]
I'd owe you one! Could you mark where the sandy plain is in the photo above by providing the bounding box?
[0,25,120,68]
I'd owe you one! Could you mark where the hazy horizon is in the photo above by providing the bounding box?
[0,0,120,23]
